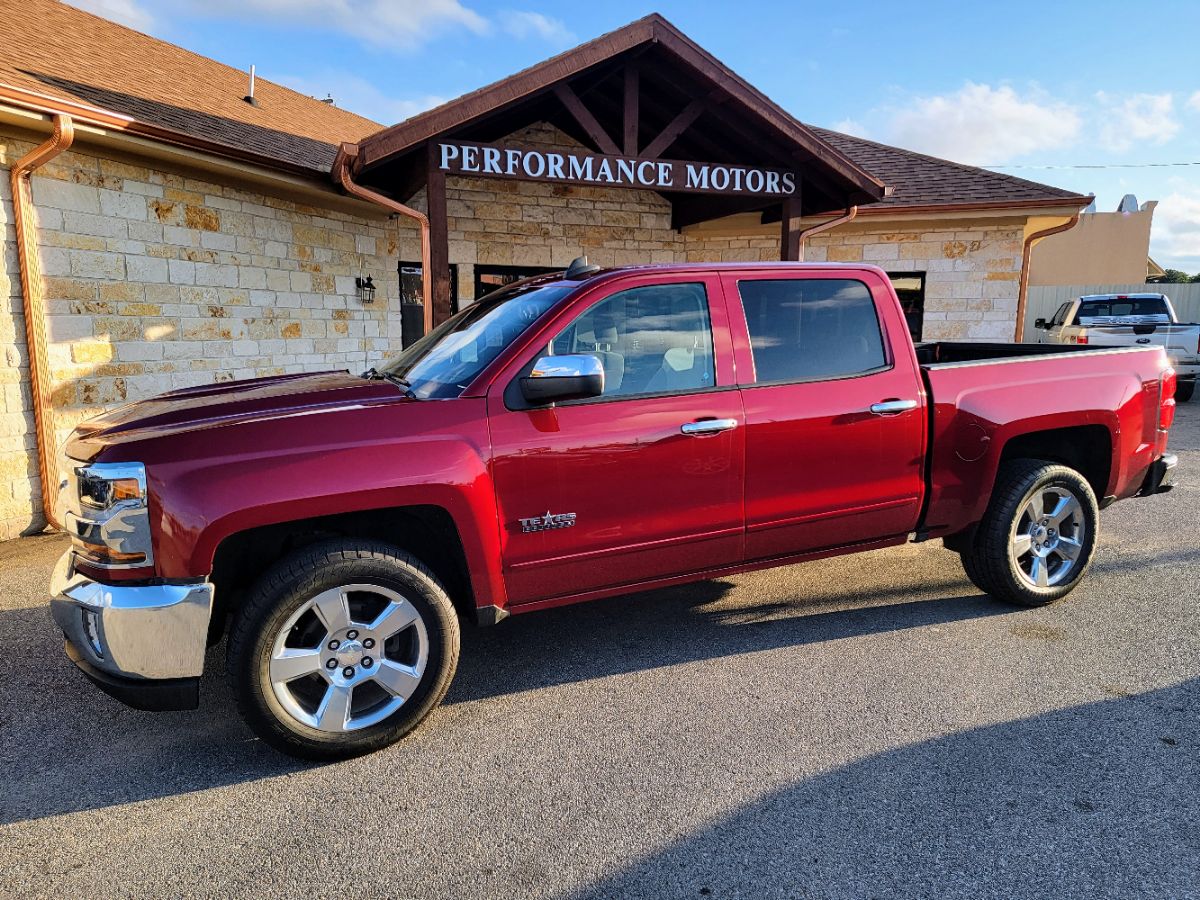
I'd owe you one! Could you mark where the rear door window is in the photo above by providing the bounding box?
[737,278,888,383]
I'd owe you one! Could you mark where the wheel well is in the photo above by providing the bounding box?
[998,425,1112,499]
[208,506,475,639]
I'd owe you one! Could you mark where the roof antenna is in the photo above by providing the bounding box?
[565,255,601,279]
[244,65,257,106]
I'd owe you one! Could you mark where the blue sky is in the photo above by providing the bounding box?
[76,0,1200,270]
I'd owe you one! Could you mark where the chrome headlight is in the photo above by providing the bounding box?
[63,461,154,569]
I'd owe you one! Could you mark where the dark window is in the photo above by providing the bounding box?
[886,271,926,341]
[400,261,458,314]
[1051,302,1071,326]
[738,278,887,383]
[1076,297,1171,321]
[475,264,560,300]
[548,282,715,399]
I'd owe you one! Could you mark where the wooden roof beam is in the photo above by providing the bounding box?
[553,83,619,156]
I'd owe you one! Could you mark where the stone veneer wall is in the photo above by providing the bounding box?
[1,117,1027,540]
[0,125,402,539]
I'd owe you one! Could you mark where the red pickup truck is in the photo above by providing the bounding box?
[50,261,1178,759]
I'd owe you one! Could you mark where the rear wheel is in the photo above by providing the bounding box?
[961,460,1098,606]
[1176,379,1195,403]
[228,540,460,760]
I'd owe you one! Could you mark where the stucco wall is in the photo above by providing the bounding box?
[1029,204,1155,286]
[0,125,404,539]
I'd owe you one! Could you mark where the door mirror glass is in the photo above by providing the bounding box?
[1034,318,1048,329]
[521,355,605,404]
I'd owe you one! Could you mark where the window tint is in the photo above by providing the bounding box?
[738,279,887,383]
[1076,297,1171,320]
[548,282,715,398]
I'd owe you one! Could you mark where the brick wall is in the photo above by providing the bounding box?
[0,125,404,539]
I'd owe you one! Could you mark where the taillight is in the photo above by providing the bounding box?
[1161,367,1177,431]
[1072,333,1089,345]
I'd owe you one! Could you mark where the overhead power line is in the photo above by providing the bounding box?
[983,161,1200,170]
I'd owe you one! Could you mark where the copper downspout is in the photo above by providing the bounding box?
[1014,213,1080,343]
[331,143,433,337]
[12,114,74,530]
[796,205,858,260]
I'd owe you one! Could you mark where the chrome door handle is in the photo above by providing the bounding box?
[681,418,738,435]
[869,399,919,416]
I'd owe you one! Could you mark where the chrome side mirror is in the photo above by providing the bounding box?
[521,354,605,405]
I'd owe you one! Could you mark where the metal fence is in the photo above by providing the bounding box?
[1025,284,1200,336]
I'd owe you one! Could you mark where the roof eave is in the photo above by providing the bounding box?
[0,81,327,180]
[353,13,886,203]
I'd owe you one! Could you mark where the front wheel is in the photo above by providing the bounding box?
[961,460,1099,607]
[228,540,460,760]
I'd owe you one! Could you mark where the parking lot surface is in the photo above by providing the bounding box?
[2,405,1198,899]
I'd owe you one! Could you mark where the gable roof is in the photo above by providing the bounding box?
[354,13,888,214]
[811,127,1088,213]
[0,0,378,173]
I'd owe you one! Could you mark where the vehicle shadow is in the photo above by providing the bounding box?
[563,677,1200,899]
[447,575,1006,705]
[1,569,1007,826]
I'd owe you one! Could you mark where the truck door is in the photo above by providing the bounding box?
[487,273,744,606]
[723,269,926,560]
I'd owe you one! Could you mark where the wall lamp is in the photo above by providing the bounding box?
[355,275,376,304]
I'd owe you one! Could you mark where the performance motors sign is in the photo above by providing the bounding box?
[437,141,796,197]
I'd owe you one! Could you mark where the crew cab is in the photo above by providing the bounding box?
[50,262,1179,759]
[1034,292,1199,401]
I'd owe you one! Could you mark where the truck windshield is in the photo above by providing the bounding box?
[376,279,574,399]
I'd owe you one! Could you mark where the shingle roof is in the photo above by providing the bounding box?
[1,2,1088,213]
[811,126,1088,211]
[0,0,379,173]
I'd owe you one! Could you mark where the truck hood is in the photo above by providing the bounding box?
[66,371,404,456]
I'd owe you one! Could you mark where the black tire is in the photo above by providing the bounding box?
[1176,379,1195,403]
[228,539,460,760]
[961,459,1099,607]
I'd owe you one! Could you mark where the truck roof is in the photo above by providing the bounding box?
[1078,293,1168,301]
[558,260,890,285]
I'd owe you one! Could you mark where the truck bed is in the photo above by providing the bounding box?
[915,341,1129,367]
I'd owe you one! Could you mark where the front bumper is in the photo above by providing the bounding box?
[50,551,214,711]
[1137,453,1177,497]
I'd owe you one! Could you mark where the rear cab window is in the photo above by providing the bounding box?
[736,278,889,384]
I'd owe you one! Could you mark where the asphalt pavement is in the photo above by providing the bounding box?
[1,404,1198,899]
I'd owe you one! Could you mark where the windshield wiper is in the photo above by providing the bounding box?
[361,367,415,397]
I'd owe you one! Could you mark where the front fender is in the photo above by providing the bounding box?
[133,399,507,612]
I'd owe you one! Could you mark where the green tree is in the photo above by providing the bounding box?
[1159,269,1193,283]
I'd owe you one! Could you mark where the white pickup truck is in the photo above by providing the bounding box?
[1034,293,1199,402]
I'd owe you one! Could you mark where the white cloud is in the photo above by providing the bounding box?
[275,71,446,125]
[882,83,1081,165]
[1189,91,1200,113]
[64,0,155,31]
[499,10,574,45]
[831,118,868,139]
[1152,189,1200,271]
[176,0,489,50]
[1096,92,1178,153]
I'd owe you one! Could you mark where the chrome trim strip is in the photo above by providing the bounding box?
[50,551,214,680]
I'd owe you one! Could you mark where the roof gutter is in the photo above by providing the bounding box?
[331,143,433,336]
[1014,212,1080,342]
[796,205,858,260]
[12,113,74,530]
